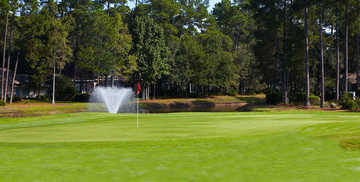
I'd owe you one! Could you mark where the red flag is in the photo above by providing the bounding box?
[136,82,141,95]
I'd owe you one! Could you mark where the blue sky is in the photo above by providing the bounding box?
[128,0,222,12]
[208,0,222,11]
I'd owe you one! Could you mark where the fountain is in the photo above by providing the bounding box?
[89,87,136,113]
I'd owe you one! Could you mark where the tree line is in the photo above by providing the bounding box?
[0,0,359,106]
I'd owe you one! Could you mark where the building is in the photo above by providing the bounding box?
[0,69,46,99]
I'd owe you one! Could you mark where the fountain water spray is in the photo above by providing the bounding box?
[89,87,136,113]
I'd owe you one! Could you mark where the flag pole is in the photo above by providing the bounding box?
[136,82,141,128]
[137,96,139,128]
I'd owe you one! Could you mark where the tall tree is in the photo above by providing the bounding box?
[304,6,310,106]
[9,53,18,104]
[1,3,9,100]
[281,0,289,104]
[130,16,170,99]
[198,30,236,95]
[49,19,72,104]
[319,5,325,108]
[336,8,340,101]
[4,0,20,102]
[354,0,360,89]
[344,0,349,93]
[22,0,71,102]
[4,28,12,102]
[213,0,256,93]
[75,10,132,86]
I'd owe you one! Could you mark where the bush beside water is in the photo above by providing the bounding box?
[73,93,91,102]
[266,90,321,106]
[265,90,282,105]
[339,93,359,110]
[309,95,320,105]
[55,76,76,101]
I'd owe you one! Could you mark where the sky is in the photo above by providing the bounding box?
[128,0,222,12]
[208,0,222,11]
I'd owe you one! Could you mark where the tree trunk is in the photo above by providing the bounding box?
[111,75,114,87]
[52,59,56,104]
[305,7,310,106]
[153,84,156,99]
[1,12,9,100]
[4,28,13,103]
[147,86,150,100]
[104,75,108,87]
[336,9,340,101]
[275,34,281,89]
[319,8,325,108]
[356,34,359,90]
[281,1,289,104]
[107,0,110,15]
[142,84,145,100]
[10,53,19,104]
[344,1,349,93]
[356,1,360,92]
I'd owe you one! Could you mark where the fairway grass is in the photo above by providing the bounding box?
[1,111,360,181]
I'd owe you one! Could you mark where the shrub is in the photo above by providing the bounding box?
[12,96,21,102]
[54,76,76,101]
[309,95,320,105]
[340,93,358,110]
[73,93,91,102]
[226,88,238,96]
[265,90,282,105]
[0,100,5,106]
[289,93,320,106]
[357,88,360,99]
[40,95,49,102]
[291,91,306,103]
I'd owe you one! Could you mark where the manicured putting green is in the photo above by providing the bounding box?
[0,111,360,181]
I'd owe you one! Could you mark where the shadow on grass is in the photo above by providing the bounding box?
[235,104,275,112]
[340,136,360,150]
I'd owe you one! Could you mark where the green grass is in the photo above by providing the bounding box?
[1,111,360,181]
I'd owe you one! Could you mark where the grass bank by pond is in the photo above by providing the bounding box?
[0,102,88,117]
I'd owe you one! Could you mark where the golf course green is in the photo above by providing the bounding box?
[1,111,360,181]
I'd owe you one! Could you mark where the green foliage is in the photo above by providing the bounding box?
[0,100,5,106]
[21,2,72,89]
[171,35,202,87]
[265,90,282,105]
[226,88,238,96]
[4,0,360,100]
[73,93,91,102]
[356,88,360,99]
[12,96,21,102]
[309,95,321,106]
[289,92,320,106]
[55,76,76,101]
[291,92,306,103]
[75,10,133,78]
[39,95,50,102]
[339,93,358,110]
[130,16,170,84]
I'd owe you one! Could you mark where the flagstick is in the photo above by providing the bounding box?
[137,97,139,128]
